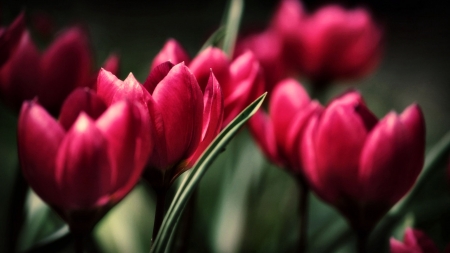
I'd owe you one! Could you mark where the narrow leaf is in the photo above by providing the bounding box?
[198,26,226,55]
[221,0,244,57]
[150,92,266,253]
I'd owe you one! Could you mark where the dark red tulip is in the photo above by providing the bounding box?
[151,41,263,128]
[302,91,425,232]
[18,95,151,233]
[0,13,26,66]
[96,62,223,188]
[249,78,322,173]
[390,228,439,253]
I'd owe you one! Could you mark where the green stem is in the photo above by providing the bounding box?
[296,176,309,253]
[152,189,167,244]
[74,234,85,253]
[356,230,369,253]
[175,187,198,253]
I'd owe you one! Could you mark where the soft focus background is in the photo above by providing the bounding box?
[1,0,449,252]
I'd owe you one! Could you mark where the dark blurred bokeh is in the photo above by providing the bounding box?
[1,0,449,252]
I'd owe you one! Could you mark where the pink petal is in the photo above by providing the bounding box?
[59,88,107,130]
[0,31,40,110]
[389,238,412,253]
[56,113,113,209]
[189,47,230,92]
[102,53,120,76]
[143,61,174,94]
[96,101,152,202]
[270,79,310,155]
[150,38,190,70]
[39,27,92,114]
[150,62,203,169]
[187,71,224,167]
[248,109,281,166]
[223,51,265,127]
[0,12,26,66]
[18,101,65,206]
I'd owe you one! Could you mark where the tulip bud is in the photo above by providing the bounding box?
[302,91,425,233]
[150,38,190,70]
[18,96,151,233]
[390,228,439,253]
[0,13,26,66]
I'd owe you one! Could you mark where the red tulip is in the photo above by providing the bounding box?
[96,62,223,188]
[390,228,439,253]
[274,1,383,85]
[0,17,119,114]
[151,41,263,128]
[0,13,26,66]
[249,79,322,173]
[18,92,151,233]
[302,91,425,232]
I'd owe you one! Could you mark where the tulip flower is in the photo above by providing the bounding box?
[0,15,119,114]
[18,90,152,235]
[273,0,383,86]
[151,41,263,127]
[390,228,440,253]
[249,78,322,173]
[302,91,425,250]
[0,13,26,66]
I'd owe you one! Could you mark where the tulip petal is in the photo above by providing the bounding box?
[143,61,174,94]
[59,88,107,130]
[0,12,26,66]
[0,31,40,110]
[389,238,411,253]
[102,53,120,76]
[56,113,113,209]
[186,71,224,168]
[96,101,152,202]
[18,101,64,206]
[189,47,230,91]
[150,39,190,70]
[151,62,203,169]
[39,27,92,114]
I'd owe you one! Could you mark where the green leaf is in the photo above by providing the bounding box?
[197,26,226,55]
[150,92,266,253]
[220,0,244,57]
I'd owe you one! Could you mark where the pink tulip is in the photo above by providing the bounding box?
[249,79,322,174]
[18,92,151,233]
[274,1,383,85]
[96,62,223,188]
[151,41,263,128]
[0,17,119,114]
[390,228,439,253]
[302,91,425,232]
[0,13,26,66]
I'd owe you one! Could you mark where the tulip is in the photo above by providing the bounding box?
[249,78,322,173]
[302,91,425,250]
[273,1,383,86]
[390,228,439,253]
[0,13,26,66]
[96,62,223,187]
[0,16,119,114]
[151,41,263,127]
[18,91,151,234]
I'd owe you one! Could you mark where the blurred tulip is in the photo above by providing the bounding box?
[302,91,425,234]
[0,13,26,66]
[390,228,439,253]
[151,41,263,127]
[96,62,223,189]
[275,1,383,86]
[18,92,151,233]
[249,78,322,174]
[0,15,119,114]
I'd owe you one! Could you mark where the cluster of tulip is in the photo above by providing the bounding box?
[0,0,446,252]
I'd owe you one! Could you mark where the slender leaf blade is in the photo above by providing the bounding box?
[150,92,266,253]
[221,0,244,56]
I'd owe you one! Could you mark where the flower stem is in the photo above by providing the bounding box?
[74,234,85,253]
[296,176,309,253]
[175,187,198,252]
[356,230,369,253]
[152,189,167,243]
[7,167,28,253]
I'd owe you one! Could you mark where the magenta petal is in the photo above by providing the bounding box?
[151,62,203,169]
[56,113,113,209]
[0,31,40,110]
[143,61,175,94]
[96,101,152,202]
[270,79,310,153]
[39,27,92,113]
[391,228,440,253]
[187,71,224,167]
[150,39,190,70]
[0,13,26,66]
[248,109,281,166]
[189,47,230,91]
[18,101,65,206]
[400,104,426,173]
[59,88,107,130]
[389,238,412,253]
